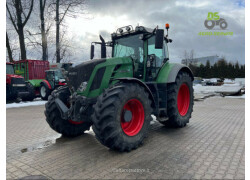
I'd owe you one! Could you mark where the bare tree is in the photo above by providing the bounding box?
[40,0,48,60]
[183,49,195,65]
[49,0,86,62]
[25,0,52,60]
[189,49,195,64]
[6,32,14,62]
[183,50,188,65]
[6,0,34,60]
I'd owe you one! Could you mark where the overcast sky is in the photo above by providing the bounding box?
[64,0,245,64]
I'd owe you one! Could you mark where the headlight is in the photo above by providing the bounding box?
[12,84,26,87]
[78,81,88,91]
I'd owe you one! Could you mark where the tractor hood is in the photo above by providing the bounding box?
[6,74,25,85]
[67,58,106,91]
[6,74,24,79]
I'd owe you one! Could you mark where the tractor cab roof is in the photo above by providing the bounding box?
[111,25,156,40]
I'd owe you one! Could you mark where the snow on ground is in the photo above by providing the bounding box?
[6,98,46,109]
[224,94,245,99]
[150,115,158,125]
[193,83,243,94]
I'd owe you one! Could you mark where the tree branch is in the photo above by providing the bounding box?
[22,0,34,26]
[59,3,71,24]
[6,4,18,33]
[43,0,47,10]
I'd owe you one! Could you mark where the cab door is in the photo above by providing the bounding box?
[145,36,166,81]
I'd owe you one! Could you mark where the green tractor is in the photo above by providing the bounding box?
[45,24,194,152]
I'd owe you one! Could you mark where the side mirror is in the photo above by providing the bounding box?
[99,35,106,58]
[155,29,164,49]
[90,45,94,59]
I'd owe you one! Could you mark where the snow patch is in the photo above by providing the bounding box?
[150,115,158,125]
[6,100,46,109]
[224,94,245,99]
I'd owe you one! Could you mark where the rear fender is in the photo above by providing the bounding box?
[156,63,194,83]
[41,80,52,89]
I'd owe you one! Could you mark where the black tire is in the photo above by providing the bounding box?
[40,84,51,100]
[22,83,35,101]
[204,20,215,29]
[220,21,227,30]
[6,85,18,102]
[161,71,194,128]
[44,86,91,137]
[92,83,153,152]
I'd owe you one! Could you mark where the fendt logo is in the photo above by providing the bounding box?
[204,12,228,30]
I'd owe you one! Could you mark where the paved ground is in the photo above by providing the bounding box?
[6,97,245,179]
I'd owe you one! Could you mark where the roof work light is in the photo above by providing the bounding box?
[165,23,170,30]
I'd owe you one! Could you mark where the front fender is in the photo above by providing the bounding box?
[41,80,52,89]
[156,63,194,83]
[114,77,156,109]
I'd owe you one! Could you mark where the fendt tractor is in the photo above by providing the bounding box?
[6,62,33,102]
[45,24,194,152]
[40,63,72,100]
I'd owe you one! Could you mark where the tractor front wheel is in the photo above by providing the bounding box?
[44,86,91,137]
[92,83,152,152]
[40,84,51,100]
[161,71,194,127]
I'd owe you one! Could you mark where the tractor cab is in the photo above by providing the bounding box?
[45,69,66,90]
[90,24,172,82]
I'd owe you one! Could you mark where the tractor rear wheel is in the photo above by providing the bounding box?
[40,84,51,100]
[161,71,194,127]
[44,86,91,137]
[92,83,152,152]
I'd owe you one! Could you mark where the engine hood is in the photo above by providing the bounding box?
[6,74,24,79]
[67,58,106,91]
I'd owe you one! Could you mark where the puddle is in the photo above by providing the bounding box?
[19,131,94,154]
[20,135,61,154]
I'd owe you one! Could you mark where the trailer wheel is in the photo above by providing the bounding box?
[44,86,91,137]
[161,71,194,127]
[92,83,152,152]
[22,83,35,101]
[40,84,51,100]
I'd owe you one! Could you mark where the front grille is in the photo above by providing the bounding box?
[11,77,25,84]
[68,58,106,91]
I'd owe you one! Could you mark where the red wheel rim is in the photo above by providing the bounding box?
[120,99,145,136]
[177,83,190,116]
[68,119,84,125]
[66,102,84,125]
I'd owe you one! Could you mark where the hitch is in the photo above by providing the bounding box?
[55,98,69,119]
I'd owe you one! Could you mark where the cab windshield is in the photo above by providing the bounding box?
[6,64,14,74]
[113,35,144,62]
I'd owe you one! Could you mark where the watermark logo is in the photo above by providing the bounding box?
[198,12,233,36]
[204,12,228,30]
